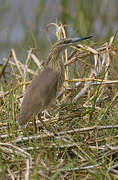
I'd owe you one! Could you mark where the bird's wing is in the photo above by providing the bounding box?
[21,67,58,115]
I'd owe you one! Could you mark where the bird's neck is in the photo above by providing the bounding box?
[47,48,65,88]
[47,50,64,73]
[47,52,65,88]
[48,58,64,71]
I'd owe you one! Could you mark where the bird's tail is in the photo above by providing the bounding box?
[17,112,30,127]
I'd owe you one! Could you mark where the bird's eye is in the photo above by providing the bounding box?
[64,39,71,44]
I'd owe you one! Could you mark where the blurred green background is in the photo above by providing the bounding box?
[0,0,118,61]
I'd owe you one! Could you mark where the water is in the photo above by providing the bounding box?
[0,0,117,62]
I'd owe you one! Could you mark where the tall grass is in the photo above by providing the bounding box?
[0,23,118,179]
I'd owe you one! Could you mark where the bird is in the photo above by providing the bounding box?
[17,35,93,130]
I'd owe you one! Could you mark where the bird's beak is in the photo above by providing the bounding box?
[71,35,93,43]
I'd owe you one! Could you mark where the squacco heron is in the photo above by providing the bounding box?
[18,36,92,129]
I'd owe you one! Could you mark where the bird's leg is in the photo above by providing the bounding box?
[38,113,50,131]
[33,115,38,133]
[38,113,57,135]
[43,110,51,118]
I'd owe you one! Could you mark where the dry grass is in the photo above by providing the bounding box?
[0,23,118,179]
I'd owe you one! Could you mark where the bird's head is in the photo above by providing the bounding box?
[48,35,93,65]
[52,35,93,52]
